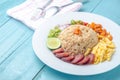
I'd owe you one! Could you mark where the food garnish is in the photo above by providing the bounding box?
[73,27,82,35]
[48,26,61,38]
[47,19,115,65]
[47,38,61,49]
[89,22,113,40]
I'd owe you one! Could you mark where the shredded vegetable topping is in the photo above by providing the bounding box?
[48,26,61,38]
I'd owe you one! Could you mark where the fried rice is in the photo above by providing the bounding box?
[58,25,98,55]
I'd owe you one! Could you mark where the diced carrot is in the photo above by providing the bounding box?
[87,22,113,41]
[74,31,79,34]
[74,28,82,35]
[90,22,96,28]
[95,24,102,28]
[104,29,107,35]
[94,28,102,33]
[100,31,106,36]
[107,34,113,40]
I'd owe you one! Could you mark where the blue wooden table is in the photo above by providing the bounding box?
[0,0,120,80]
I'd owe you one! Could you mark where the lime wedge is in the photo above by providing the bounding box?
[47,38,61,49]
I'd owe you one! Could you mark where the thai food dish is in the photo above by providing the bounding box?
[58,25,98,55]
[46,20,115,65]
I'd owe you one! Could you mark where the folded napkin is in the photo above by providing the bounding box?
[7,0,82,30]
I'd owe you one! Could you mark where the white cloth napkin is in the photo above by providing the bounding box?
[7,0,82,30]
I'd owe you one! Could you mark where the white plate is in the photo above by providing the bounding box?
[32,12,120,75]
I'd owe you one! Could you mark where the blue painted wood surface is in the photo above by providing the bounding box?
[0,0,120,80]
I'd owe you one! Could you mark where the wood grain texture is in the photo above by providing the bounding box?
[0,0,25,26]
[0,0,120,80]
[33,66,120,80]
[79,0,102,12]
[0,37,44,80]
[0,0,45,80]
[0,18,44,80]
[92,0,120,25]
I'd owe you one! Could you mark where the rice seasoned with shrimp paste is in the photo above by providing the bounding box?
[47,20,116,65]
[58,25,98,55]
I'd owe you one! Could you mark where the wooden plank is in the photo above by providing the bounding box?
[92,0,120,25]
[0,0,25,26]
[80,0,102,12]
[0,0,45,79]
[0,18,44,80]
[0,19,32,63]
[33,66,120,80]
[0,37,44,80]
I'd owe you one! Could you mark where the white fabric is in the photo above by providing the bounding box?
[7,0,82,30]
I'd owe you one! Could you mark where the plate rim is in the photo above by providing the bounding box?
[32,12,120,75]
